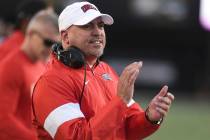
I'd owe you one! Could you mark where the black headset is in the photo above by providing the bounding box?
[52,43,87,105]
[52,43,85,69]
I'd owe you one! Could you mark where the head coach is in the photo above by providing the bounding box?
[32,1,174,140]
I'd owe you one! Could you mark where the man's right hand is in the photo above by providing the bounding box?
[117,61,143,104]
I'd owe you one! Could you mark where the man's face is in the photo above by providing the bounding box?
[64,17,106,59]
[30,25,59,62]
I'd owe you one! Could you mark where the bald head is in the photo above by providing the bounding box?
[27,10,59,35]
[22,10,59,62]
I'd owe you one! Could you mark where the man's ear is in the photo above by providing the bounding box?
[61,31,70,46]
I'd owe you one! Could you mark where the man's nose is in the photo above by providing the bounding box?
[92,25,102,36]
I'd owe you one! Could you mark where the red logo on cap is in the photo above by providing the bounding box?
[81,4,97,12]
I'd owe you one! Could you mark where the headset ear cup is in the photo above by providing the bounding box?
[59,46,85,69]
[52,43,85,69]
[67,46,85,68]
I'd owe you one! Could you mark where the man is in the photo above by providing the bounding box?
[0,10,59,139]
[32,1,174,140]
[0,0,47,61]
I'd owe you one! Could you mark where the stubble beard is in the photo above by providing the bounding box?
[85,47,104,58]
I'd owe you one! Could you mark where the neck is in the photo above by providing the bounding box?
[86,56,98,68]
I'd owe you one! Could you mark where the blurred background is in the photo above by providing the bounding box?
[0,0,209,139]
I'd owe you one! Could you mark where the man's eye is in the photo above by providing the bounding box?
[98,23,104,28]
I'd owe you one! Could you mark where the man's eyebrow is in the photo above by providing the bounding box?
[98,21,104,24]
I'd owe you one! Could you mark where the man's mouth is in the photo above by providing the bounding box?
[89,39,103,45]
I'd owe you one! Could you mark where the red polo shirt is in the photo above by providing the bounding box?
[0,49,45,140]
[0,30,24,61]
[32,54,159,140]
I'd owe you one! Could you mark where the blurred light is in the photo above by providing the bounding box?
[159,1,187,21]
[199,0,210,31]
[130,0,187,22]
[108,58,177,87]
[138,60,177,86]
[131,0,160,16]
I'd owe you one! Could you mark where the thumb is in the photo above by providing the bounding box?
[156,85,168,97]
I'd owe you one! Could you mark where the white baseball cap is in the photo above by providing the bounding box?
[58,1,114,32]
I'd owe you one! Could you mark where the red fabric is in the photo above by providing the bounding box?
[0,50,45,140]
[32,55,159,140]
[0,30,24,61]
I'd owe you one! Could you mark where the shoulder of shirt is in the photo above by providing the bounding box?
[99,61,117,72]
[41,57,76,80]
[98,61,112,68]
[0,50,23,66]
[0,30,24,48]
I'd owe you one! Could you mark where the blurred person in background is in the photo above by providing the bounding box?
[32,2,174,140]
[0,19,14,43]
[0,0,48,61]
[0,10,59,140]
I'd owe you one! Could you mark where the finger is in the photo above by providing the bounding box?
[166,92,175,101]
[137,61,143,69]
[121,61,142,84]
[155,102,170,111]
[124,61,143,73]
[123,62,138,72]
[156,85,168,97]
[136,61,143,70]
[129,61,143,84]
[156,107,167,117]
[120,63,136,82]
[128,69,139,85]
[158,96,172,105]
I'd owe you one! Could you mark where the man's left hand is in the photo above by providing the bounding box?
[146,85,174,122]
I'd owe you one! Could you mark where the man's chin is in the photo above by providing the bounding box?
[86,51,103,58]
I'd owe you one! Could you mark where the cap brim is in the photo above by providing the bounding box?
[73,11,114,26]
